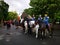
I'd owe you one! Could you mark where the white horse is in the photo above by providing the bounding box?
[20,18,24,23]
[29,20,39,38]
[24,20,35,34]
[32,22,39,38]
[29,20,35,27]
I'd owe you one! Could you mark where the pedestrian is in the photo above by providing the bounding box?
[14,19,19,29]
[6,20,11,35]
[6,20,11,29]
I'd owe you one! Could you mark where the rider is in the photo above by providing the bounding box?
[43,14,49,25]
[38,15,43,22]
[43,14,50,31]
[32,15,36,21]
[38,15,43,28]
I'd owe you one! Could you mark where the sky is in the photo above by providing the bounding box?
[4,0,30,15]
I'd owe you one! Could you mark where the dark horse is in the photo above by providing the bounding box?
[38,20,53,39]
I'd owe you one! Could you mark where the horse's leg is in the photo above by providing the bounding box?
[28,26,32,34]
[45,28,49,36]
[40,24,44,39]
[25,26,28,34]
[48,24,53,38]
[22,24,25,32]
[42,27,45,36]
[36,28,38,38]
[42,30,44,37]
[40,29,45,40]
[46,24,52,38]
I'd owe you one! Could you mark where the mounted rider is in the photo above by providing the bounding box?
[38,15,43,28]
[43,14,50,34]
[43,14,49,27]
[32,14,36,21]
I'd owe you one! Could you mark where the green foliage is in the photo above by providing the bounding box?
[0,6,4,20]
[24,0,60,20]
[55,11,60,21]
[0,1,9,20]
[6,11,18,20]
[24,8,34,15]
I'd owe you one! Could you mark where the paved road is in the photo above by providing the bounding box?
[0,25,60,45]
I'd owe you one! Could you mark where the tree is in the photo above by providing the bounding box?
[6,11,18,20]
[24,0,60,19]
[0,1,9,20]
[24,8,34,15]
[0,1,9,26]
[55,11,60,22]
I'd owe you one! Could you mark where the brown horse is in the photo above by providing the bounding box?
[38,22,53,39]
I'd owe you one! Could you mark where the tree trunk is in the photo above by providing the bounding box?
[0,20,3,27]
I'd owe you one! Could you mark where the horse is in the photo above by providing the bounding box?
[39,22,53,39]
[31,21,39,38]
[37,19,53,39]
[24,21,28,34]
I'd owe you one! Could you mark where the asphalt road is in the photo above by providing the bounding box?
[0,25,60,45]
